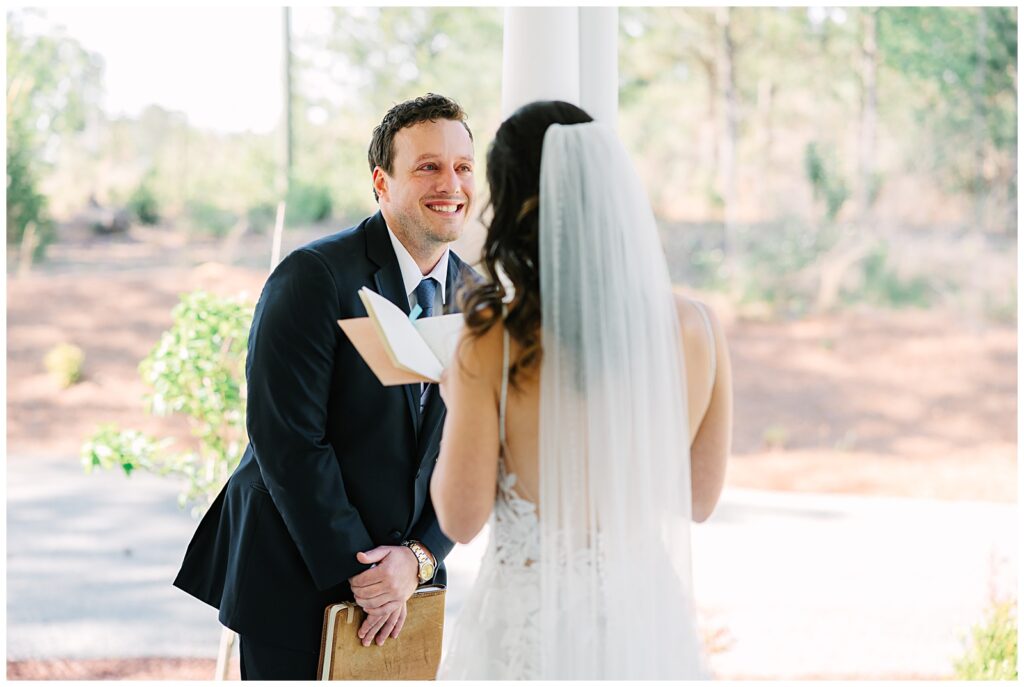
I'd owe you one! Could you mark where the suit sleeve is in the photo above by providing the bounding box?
[408,493,455,570]
[245,248,375,591]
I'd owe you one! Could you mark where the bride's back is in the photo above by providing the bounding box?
[494,292,724,508]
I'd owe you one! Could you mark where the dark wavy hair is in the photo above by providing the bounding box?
[367,93,473,201]
[459,100,593,388]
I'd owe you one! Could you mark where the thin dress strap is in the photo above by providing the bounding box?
[693,301,717,395]
[499,320,510,454]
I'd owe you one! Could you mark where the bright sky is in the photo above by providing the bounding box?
[28,5,845,138]
[32,7,303,134]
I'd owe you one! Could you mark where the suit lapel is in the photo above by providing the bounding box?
[365,212,421,437]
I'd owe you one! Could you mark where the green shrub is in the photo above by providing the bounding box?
[186,199,237,236]
[804,142,849,222]
[127,176,160,225]
[246,202,278,234]
[736,221,842,317]
[6,138,55,259]
[854,243,936,308]
[44,343,85,388]
[982,283,1017,324]
[762,424,789,451]
[954,599,1017,680]
[688,246,729,292]
[286,180,333,225]
[82,291,254,517]
[82,425,173,477]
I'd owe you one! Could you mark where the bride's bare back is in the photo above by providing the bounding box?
[433,293,732,543]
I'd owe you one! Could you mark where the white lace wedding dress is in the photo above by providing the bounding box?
[438,311,716,680]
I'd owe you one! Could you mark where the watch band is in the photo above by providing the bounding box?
[402,540,434,582]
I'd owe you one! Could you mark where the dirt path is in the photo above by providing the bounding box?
[6,658,240,681]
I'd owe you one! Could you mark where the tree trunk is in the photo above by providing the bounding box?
[178,117,189,214]
[690,8,719,212]
[1006,139,1017,235]
[756,76,775,218]
[214,627,236,680]
[857,8,878,226]
[281,7,293,199]
[715,6,738,263]
[971,8,989,232]
[695,54,718,218]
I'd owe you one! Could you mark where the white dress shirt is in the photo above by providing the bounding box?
[386,224,449,314]
[386,223,449,406]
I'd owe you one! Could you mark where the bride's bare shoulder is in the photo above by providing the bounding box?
[454,315,505,376]
[673,292,716,340]
[673,292,729,372]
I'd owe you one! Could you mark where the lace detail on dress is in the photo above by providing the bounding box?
[488,456,542,678]
[437,455,542,680]
[493,457,540,569]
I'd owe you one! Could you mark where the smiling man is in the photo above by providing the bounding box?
[173,93,477,680]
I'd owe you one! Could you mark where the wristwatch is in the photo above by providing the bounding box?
[402,540,435,583]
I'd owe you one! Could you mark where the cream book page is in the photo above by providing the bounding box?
[413,313,463,370]
[358,288,444,381]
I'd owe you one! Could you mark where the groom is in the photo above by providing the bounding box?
[173,93,477,680]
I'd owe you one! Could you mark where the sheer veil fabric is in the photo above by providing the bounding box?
[537,122,707,678]
[437,122,707,680]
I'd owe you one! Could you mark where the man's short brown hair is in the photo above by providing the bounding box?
[368,93,472,200]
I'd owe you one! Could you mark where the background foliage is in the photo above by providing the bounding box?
[953,599,1018,680]
[6,7,1017,316]
[81,292,253,517]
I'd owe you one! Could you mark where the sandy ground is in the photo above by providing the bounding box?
[6,658,239,681]
[5,226,1018,679]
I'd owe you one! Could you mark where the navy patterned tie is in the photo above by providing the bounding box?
[414,278,438,414]
[414,277,437,320]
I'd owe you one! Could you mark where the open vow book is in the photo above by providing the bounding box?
[338,287,463,386]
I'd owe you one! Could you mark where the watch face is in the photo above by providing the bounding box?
[420,561,435,581]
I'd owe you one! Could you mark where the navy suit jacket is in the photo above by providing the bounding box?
[173,212,474,651]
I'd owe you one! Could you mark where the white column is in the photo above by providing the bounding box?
[501,7,620,126]
[578,7,618,128]
[501,7,580,119]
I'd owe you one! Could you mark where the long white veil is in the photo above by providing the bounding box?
[537,122,707,678]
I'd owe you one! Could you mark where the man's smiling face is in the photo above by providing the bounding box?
[374,118,475,251]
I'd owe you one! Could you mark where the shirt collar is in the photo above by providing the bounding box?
[385,223,449,304]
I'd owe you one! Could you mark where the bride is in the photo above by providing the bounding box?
[430,100,732,679]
